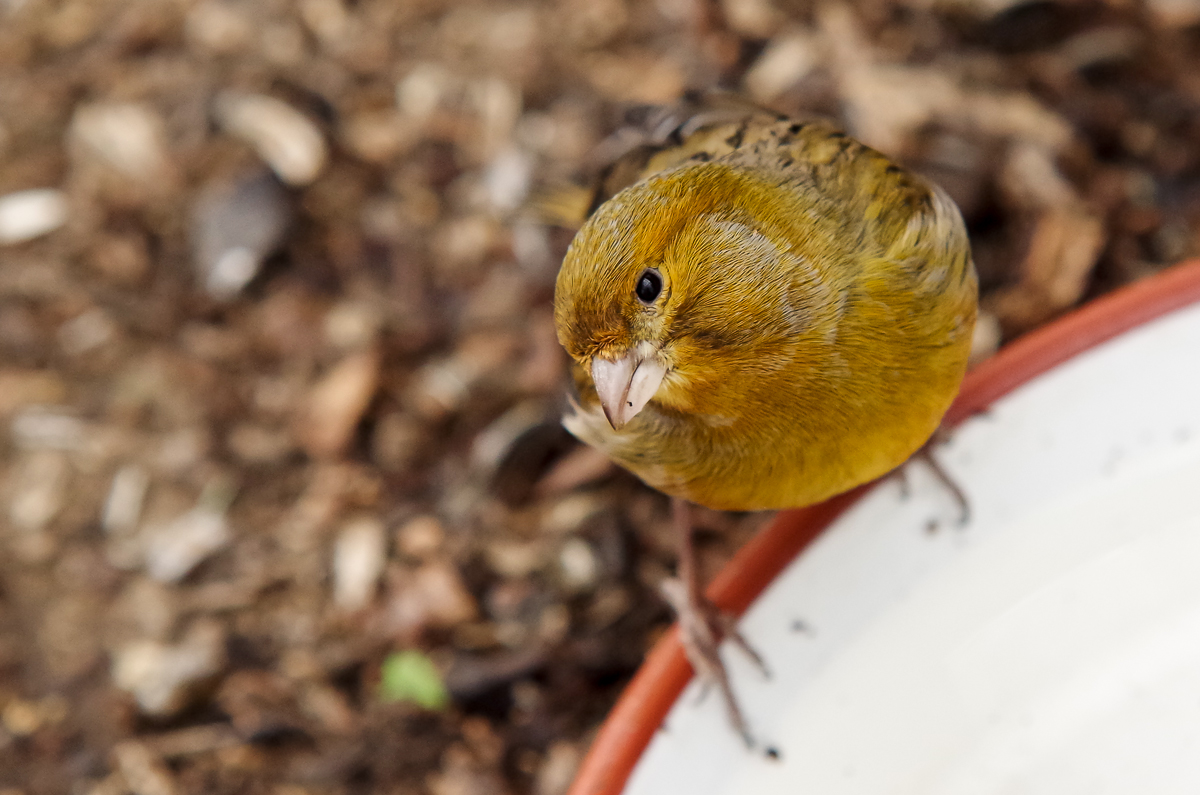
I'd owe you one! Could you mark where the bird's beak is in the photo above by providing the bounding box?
[590,348,667,429]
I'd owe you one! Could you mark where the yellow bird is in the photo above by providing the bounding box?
[552,97,977,744]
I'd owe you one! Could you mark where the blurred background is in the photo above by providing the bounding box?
[1,0,1199,792]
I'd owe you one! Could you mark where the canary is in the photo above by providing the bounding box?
[551,97,977,744]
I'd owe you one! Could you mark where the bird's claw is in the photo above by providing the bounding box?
[661,577,767,749]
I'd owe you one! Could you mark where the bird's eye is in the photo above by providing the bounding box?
[635,268,663,305]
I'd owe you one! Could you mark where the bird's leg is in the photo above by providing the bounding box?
[913,429,970,526]
[661,497,767,748]
[672,499,767,674]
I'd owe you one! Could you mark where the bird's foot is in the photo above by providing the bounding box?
[904,430,970,528]
[660,577,769,749]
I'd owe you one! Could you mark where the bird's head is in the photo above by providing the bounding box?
[553,163,812,430]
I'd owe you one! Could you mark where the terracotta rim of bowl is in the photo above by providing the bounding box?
[565,258,1200,795]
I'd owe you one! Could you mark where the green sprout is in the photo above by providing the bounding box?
[378,650,449,710]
